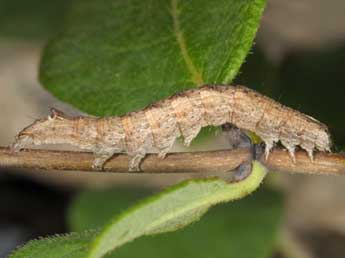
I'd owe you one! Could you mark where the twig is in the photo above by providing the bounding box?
[0,146,345,175]
[0,147,251,173]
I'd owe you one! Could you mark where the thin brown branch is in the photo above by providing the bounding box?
[0,146,344,175]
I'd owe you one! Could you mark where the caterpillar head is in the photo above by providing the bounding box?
[11,108,74,151]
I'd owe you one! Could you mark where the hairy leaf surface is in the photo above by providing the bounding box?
[9,162,281,258]
[40,0,266,116]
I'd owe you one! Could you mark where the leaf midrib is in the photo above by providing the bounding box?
[171,0,204,86]
[144,174,262,235]
[91,162,267,258]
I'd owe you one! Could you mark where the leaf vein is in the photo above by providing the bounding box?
[171,0,204,86]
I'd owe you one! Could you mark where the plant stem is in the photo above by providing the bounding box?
[0,146,344,175]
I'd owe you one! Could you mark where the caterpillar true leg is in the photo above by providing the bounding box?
[10,134,34,153]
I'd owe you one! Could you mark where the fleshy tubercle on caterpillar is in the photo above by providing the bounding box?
[10,85,331,171]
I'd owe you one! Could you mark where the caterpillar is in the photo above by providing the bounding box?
[11,85,331,171]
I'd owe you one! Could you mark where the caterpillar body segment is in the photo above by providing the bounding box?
[11,85,331,171]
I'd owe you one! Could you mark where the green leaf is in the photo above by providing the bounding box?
[40,0,266,116]
[10,162,281,258]
[88,161,268,258]
[8,231,96,258]
[0,0,71,39]
[71,189,283,258]
[69,181,284,258]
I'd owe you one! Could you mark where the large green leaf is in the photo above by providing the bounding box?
[69,183,283,258]
[87,161,268,258]
[10,162,282,258]
[40,0,266,116]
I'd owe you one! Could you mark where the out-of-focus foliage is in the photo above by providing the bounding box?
[0,0,70,39]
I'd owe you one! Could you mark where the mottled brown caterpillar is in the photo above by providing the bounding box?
[11,85,331,171]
